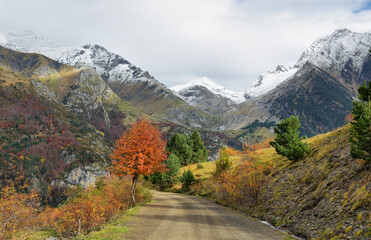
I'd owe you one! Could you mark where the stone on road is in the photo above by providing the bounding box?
[121,191,287,240]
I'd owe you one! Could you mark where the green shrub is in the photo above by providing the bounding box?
[213,146,232,177]
[180,170,195,191]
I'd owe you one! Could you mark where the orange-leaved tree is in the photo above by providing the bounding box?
[110,119,167,204]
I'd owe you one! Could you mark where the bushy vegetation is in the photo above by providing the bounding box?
[270,116,311,161]
[176,137,273,204]
[0,185,39,239]
[213,147,232,178]
[0,92,80,205]
[350,81,371,163]
[166,130,208,166]
[215,156,269,208]
[38,175,151,238]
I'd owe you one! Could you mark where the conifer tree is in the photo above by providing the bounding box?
[270,116,311,161]
[350,81,371,163]
[166,133,193,165]
[180,169,195,191]
[166,131,208,166]
[150,153,181,189]
[190,130,208,163]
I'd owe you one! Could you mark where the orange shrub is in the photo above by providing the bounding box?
[243,138,273,152]
[54,194,106,237]
[215,160,268,208]
[39,175,149,238]
[224,147,241,156]
[0,186,39,239]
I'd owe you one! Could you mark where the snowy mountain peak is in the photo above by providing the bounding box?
[0,30,168,89]
[295,28,371,72]
[172,77,221,92]
[0,29,70,56]
[171,77,245,104]
[243,29,371,99]
[244,66,298,98]
[275,65,288,72]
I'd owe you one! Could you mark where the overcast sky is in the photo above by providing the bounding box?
[0,0,371,91]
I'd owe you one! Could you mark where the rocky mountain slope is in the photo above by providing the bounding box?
[0,30,217,129]
[0,45,145,193]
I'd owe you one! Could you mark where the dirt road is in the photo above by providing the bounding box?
[121,191,288,240]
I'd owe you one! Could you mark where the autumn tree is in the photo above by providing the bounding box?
[110,119,167,204]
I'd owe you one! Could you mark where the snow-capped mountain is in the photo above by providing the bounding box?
[171,77,245,104]
[0,30,166,88]
[295,28,371,72]
[0,29,219,128]
[222,28,371,136]
[243,65,298,98]
[171,77,245,115]
[242,28,371,99]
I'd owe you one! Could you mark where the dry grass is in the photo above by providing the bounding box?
[180,155,243,181]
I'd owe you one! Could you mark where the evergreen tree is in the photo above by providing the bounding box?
[350,81,371,163]
[180,169,195,191]
[166,133,193,165]
[190,130,208,163]
[150,153,181,189]
[213,146,232,177]
[166,131,208,166]
[270,116,311,161]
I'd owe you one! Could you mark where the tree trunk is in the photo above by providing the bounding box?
[131,175,138,205]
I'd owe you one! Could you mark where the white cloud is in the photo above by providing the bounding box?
[0,0,370,90]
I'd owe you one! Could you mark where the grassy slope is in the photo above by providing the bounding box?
[179,125,371,239]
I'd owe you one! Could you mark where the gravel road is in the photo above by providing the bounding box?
[121,191,288,240]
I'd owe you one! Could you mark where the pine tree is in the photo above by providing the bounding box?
[166,133,193,165]
[150,153,181,189]
[213,146,232,177]
[166,131,208,166]
[350,81,371,163]
[270,116,311,161]
[180,169,195,191]
[190,130,208,163]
